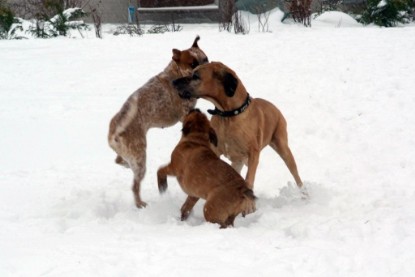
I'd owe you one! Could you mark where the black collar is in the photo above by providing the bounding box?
[207,94,251,117]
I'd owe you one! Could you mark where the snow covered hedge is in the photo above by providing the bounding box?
[1,7,88,39]
[27,7,89,38]
[360,0,414,27]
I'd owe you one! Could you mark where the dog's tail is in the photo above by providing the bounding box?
[241,188,256,216]
[192,35,200,48]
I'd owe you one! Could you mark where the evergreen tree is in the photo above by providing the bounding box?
[360,0,414,27]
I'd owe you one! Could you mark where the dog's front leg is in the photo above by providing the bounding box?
[157,164,174,193]
[180,196,199,221]
[245,149,260,189]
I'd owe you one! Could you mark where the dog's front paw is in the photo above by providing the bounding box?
[158,181,168,193]
[157,175,168,194]
[181,210,191,221]
[135,200,148,208]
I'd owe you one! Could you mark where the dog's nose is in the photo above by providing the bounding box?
[179,90,192,99]
[173,76,190,89]
[173,78,184,88]
[172,79,181,88]
[173,78,192,99]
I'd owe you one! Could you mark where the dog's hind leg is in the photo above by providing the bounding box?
[224,215,236,228]
[129,148,147,208]
[203,199,230,228]
[180,196,199,221]
[270,125,303,189]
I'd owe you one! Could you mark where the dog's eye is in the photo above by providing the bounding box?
[191,60,199,69]
[192,73,200,80]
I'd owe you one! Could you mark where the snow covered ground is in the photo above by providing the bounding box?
[1,10,415,276]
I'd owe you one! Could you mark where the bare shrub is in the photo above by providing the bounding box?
[233,10,250,34]
[253,3,271,32]
[219,0,235,32]
[88,0,102,38]
[113,24,144,36]
[286,0,312,27]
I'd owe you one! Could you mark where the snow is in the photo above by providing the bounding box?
[377,0,388,8]
[1,10,415,276]
[313,11,362,27]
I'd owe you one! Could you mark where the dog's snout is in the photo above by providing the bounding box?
[173,77,190,88]
[172,78,181,88]
[180,90,192,99]
[173,77,193,99]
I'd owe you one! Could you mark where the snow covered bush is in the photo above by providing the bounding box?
[360,0,414,26]
[27,7,89,38]
[113,24,144,36]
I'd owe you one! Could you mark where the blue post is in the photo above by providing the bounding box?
[128,5,136,23]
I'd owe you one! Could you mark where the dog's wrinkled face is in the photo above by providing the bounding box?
[182,109,218,146]
[172,36,209,77]
[173,62,238,101]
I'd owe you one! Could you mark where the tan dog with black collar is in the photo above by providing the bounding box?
[173,62,305,195]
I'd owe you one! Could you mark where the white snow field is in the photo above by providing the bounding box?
[1,10,415,276]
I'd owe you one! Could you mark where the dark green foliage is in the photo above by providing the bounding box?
[0,1,24,39]
[360,0,414,26]
[0,1,14,38]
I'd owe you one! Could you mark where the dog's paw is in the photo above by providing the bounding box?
[299,184,309,200]
[241,201,256,217]
[181,210,191,221]
[158,180,168,194]
[135,200,148,208]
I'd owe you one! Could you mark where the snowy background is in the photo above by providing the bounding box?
[1,10,415,276]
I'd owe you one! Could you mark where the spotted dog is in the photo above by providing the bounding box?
[108,36,209,208]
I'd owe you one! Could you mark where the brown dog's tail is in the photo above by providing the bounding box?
[241,188,256,216]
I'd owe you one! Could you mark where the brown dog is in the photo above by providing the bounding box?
[173,62,305,194]
[157,109,256,228]
[108,37,209,208]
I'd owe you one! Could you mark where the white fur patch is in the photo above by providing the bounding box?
[115,93,139,138]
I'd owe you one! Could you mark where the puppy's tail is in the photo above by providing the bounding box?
[241,188,256,216]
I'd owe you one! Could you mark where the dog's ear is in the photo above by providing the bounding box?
[192,35,200,48]
[182,121,191,136]
[172,49,181,63]
[208,127,218,147]
[222,72,238,97]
